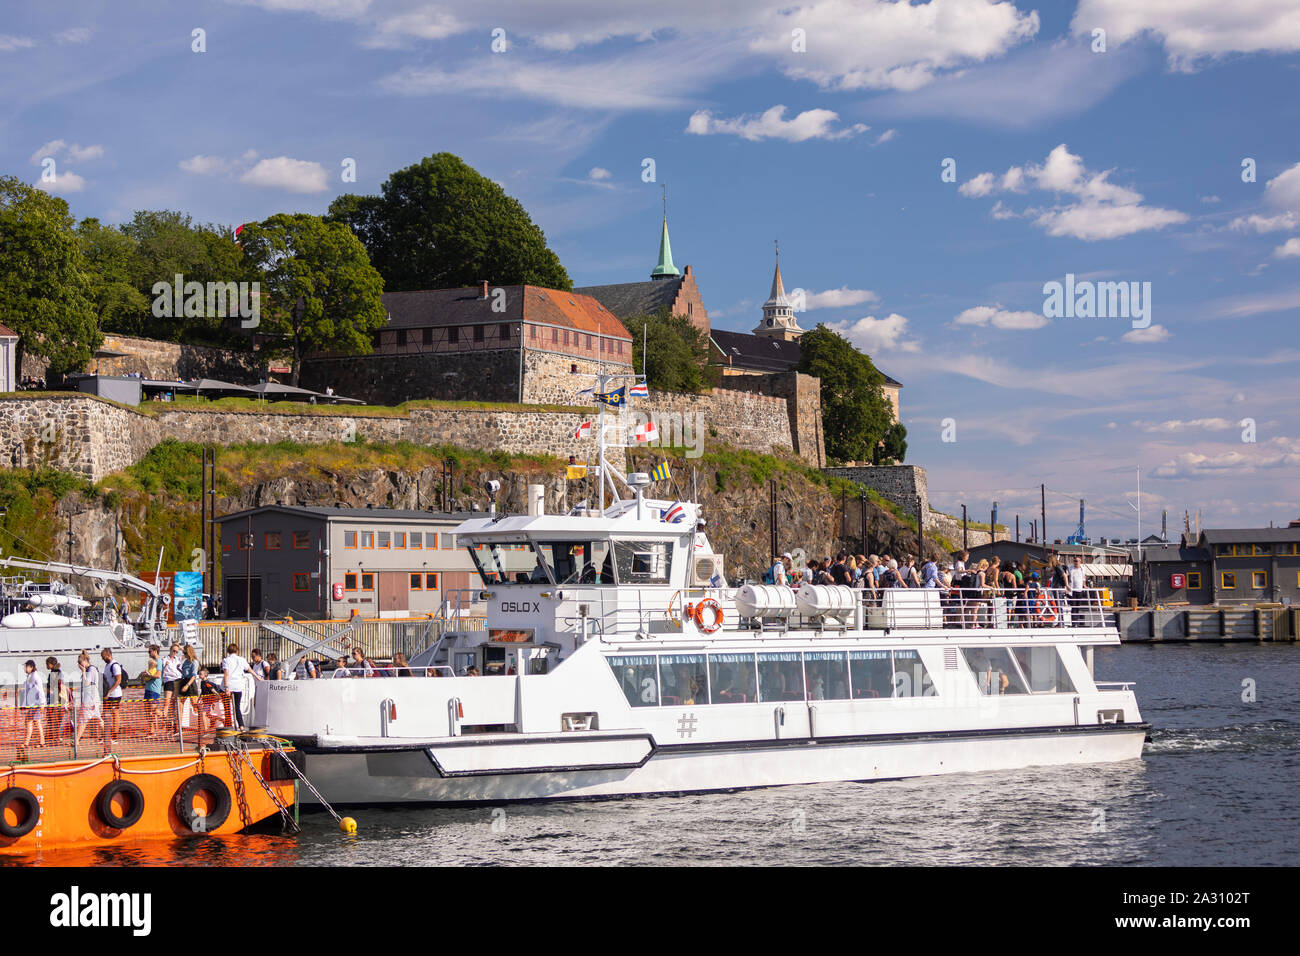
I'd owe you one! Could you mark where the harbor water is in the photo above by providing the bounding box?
[9,642,1297,867]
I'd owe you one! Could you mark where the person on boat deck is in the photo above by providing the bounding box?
[465,665,480,677]
[161,642,184,718]
[100,648,125,743]
[21,660,46,747]
[220,643,256,729]
[197,669,225,724]
[266,652,285,680]
[295,656,320,680]
[921,557,939,588]
[249,648,268,680]
[45,656,70,739]
[143,645,163,734]
[769,553,789,586]
[1067,556,1088,616]
[332,656,351,678]
[830,552,852,586]
[74,652,103,747]
[350,647,376,677]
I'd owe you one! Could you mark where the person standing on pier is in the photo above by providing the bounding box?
[1067,556,1089,624]
[220,643,254,729]
[100,648,124,746]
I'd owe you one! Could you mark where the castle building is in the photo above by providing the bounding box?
[299,282,633,406]
[709,249,902,423]
[577,215,710,335]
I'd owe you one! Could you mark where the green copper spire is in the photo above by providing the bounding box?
[651,184,680,279]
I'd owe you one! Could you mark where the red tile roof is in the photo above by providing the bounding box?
[380,285,631,340]
[0,323,16,338]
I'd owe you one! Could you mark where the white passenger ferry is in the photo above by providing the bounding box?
[259,379,1147,804]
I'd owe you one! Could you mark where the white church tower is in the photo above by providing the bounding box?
[752,241,804,341]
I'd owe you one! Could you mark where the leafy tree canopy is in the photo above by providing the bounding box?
[628,307,720,394]
[0,176,100,376]
[76,217,151,337]
[328,152,571,292]
[796,324,898,464]
[238,213,387,385]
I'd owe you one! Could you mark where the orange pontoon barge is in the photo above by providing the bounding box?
[0,695,298,853]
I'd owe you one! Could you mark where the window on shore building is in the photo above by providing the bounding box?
[500,323,510,339]
[422,328,433,346]
[292,573,310,592]
[448,327,459,345]
[396,329,407,346]
[264,532,282,550]
[474,325,485,342]
[292,531,310,549]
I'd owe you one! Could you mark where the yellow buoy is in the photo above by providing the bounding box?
[339,816,358,834]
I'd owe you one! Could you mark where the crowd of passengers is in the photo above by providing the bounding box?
[765,550,1095,627]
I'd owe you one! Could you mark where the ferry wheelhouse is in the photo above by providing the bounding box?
[259,378,1147,805]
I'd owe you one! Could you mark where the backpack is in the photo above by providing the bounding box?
[762,567,775,585]
[102,661,122,695]
[955,572,977,591]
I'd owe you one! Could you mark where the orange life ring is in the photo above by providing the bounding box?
[1034,592,1058,624]
[692,599,724,633]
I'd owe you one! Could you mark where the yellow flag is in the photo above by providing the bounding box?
[566,464,588,479]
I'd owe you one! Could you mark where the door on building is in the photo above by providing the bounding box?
[378,572,409,617]
[223,577,262,619]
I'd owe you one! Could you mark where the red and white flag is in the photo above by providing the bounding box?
[574,421,591,439]
[632,420,659,443]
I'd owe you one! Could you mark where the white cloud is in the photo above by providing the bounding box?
[1072,0,1300,69]
[686,106,867,142]
[363,9,462,47]
[53,27,92,44]
[1200,195,1221,203]
[953,305,1048,330]
[239,156,329,193]
[959,172,995,198]
[872,129,897,146]
[1121,324,1171,343]
[0,34,35,51]
[1210,286,1300,319]
[990,200,1018,220]
[28,140,103,165]
[35,171,87,193]
[756,0,1040,92]
[179,155,235,175]
[1274,237,1300,258]
[1152,438,1300,479]
[1264,162,1300,211]
[963,144,1187,241]
[828,313,920,353]
[1229,212,1298,234]
[1133,418,1236,433]
[800,287,879,310]
[587,167,611,181]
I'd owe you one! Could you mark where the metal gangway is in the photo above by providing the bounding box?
[269,616,365,673]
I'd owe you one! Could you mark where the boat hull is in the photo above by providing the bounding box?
[294,722,1148,805]
[0,749,297,854]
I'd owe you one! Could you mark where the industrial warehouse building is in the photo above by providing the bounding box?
[217,505,479,619]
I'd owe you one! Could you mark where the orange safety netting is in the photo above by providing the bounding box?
[0,694,235,765]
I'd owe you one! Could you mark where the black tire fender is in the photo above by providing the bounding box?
[174,773,232,833]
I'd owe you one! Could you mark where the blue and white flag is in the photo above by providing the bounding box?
[594,386,626,408]
[663,501,686,524]
[629,381,648,399]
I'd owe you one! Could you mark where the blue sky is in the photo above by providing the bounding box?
[3,0,1298,539]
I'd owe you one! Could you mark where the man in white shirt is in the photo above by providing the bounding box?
[220,643,257,729]
[161,642,184,715]
[1067,556,1088,623]
[770,553,790,586]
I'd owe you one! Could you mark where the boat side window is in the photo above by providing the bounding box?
[659,654,706,706]
[1010,646,1076,694]
[708,653,756,704]
[805,651,850,701]
[891,650,935,697]
[960,647,1029,696]
[613,539,672,585]
[467,541,553,586]
[757,652,805,702]
[849,650,892,699]
[607,655,659,707]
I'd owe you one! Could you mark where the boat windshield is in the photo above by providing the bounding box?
[468,542,554,586]
[538,540,616,585]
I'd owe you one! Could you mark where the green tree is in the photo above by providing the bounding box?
[328,152,571,292]
[0,176,100,377]
[239,213,386,385]
[629,307,719,394]
[77,217,151,336]
[796,324,896,464]
[878,421,908,465]
[120,210,251,345]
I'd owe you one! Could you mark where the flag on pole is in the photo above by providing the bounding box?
[632,419,659,443]
[629,381,649,399]
[663,501,686,524]
[574,421,591,439]
[651,461,670,482]
[566,463,588,479]
[594,386,626,408]
[576,385,595,398]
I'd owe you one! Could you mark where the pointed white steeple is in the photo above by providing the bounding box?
[753,240,803,340]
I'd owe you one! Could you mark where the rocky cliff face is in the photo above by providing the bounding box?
[6,442,940,584]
